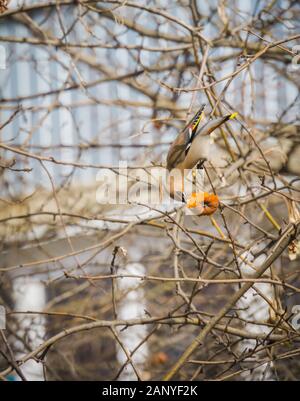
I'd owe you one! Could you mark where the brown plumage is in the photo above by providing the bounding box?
[166,105,206,171]
[167,111,232,171]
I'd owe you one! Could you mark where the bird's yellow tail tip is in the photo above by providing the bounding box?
[229,112,238,120]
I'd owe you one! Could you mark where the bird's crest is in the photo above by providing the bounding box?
[188,105,205,135]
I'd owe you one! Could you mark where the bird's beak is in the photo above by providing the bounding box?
[198,112,237,136]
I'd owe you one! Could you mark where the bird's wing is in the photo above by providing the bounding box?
[166,105,205,170]
[166,129,190,170]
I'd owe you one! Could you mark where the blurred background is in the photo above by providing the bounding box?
[0,0,300,381]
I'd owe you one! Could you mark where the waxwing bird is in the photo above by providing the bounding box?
[167,110,236,171]
[166,108,237,215]
[166,104,206,171]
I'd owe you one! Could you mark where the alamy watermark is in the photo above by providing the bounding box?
[291,305,300,331]
[95,162,207,214]
[289,45,300,72]
[0,45,6,70]
[0,305,6,329]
